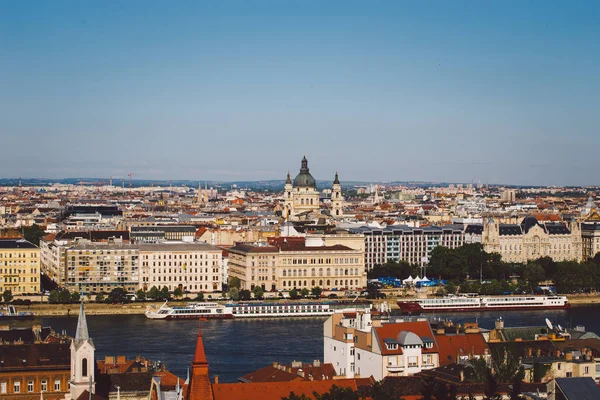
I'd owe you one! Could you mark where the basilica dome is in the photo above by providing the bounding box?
[293,156,317,188]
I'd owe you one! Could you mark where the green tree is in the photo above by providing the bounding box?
[445,282,457,295]
[281,393,311,400]
[289,288,300,300]
[253,286,264,300]
[147,286,161,300]
[107,287,128,303]
[173,287,183,299]
[2,290,13,303]
[95,293,105,303]
[313,385,360,400]
[136,289,147,301]
[228,287,240,301]
[58,289,71,303]
[300,288,309,298]
[368,260,418,280]
[522,263,545,293]
[490,344,522,383]
[510,367,525,400]
[160,286,171,301]
[22,224,47,246]
[311,287,323,298]
[48,289,60,304]
[70,292,80,303]
[484,369,501,400]
[239,289,252,301]
[195,292,205,301]
[228,276,241,290]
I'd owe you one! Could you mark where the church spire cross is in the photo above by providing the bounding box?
[75,301,89,341]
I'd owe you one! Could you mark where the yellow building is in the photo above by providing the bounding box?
[0,239,41,295]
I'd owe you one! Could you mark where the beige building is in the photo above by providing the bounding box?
[481,217,583,263]
[65,243,139,294]
[228,237,366,292]
[0,239,40,295]
[139,242,223,293]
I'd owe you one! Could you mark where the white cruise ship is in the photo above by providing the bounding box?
[145,301,368,320]
[397,295,569,313]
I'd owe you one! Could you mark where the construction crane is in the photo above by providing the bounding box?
[128,173,137,191]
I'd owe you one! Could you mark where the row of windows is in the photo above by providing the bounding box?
[143,253,219,260]
[281,268,361,277]
[282,258,360,265]
[0,252,38,258]
[282,278,359,288]
[0,379,61,394]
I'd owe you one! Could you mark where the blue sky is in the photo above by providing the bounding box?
[1,1,599,185]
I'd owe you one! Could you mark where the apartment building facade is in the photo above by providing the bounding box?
[138,242,223,293]
[65,244,139,294]
[350,225,464,270]
[0,239,40,295]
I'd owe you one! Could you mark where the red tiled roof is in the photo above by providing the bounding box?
[374,321,438,355]
[435,333,489,366]
[212,379,361,400]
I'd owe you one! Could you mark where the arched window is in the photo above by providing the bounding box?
[301,199,304,205]
[310,199,313,205]
[312,280,316,286]
[82,358,88,377]
[326,268,331,276]
[311,268,315,276]
[319,268,323,276]
[283,270,287,277]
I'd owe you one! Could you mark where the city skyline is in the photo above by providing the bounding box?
[2,1,599,186]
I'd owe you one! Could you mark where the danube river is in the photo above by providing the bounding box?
[10,305,600,383]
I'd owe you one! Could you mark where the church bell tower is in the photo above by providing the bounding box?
[69,302,95,400]
[331,172,343,217]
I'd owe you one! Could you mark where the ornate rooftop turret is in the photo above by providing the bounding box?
[285,171,292,185]
[333,172,340,185]
[293,156,316,188]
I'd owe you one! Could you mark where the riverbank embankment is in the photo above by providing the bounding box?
[13,294,600,317]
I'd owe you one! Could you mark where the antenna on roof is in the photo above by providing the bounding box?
[545,318,554,331]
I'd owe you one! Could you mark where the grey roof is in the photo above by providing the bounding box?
[398,331,423,346]
[75,302,89,341]
[0,239,38,249]
[293,156,317,188]
[350,225,462,236]
[138,243,221,252]
[555,377,600,399]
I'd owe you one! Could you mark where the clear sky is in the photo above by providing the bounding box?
[1,1,599,186]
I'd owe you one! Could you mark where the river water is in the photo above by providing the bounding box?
[9,305,600,383]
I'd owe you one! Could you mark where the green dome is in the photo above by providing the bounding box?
[293,156,317,188]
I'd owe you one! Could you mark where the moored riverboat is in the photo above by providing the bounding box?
[0,305,35,320]
[145,302,234,320]
[397,295,569,313]
[145,300,372,320]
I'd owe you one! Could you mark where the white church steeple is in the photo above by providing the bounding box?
[69,302,95,400]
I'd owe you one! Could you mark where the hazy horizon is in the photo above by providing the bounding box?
[2,1,599,186]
